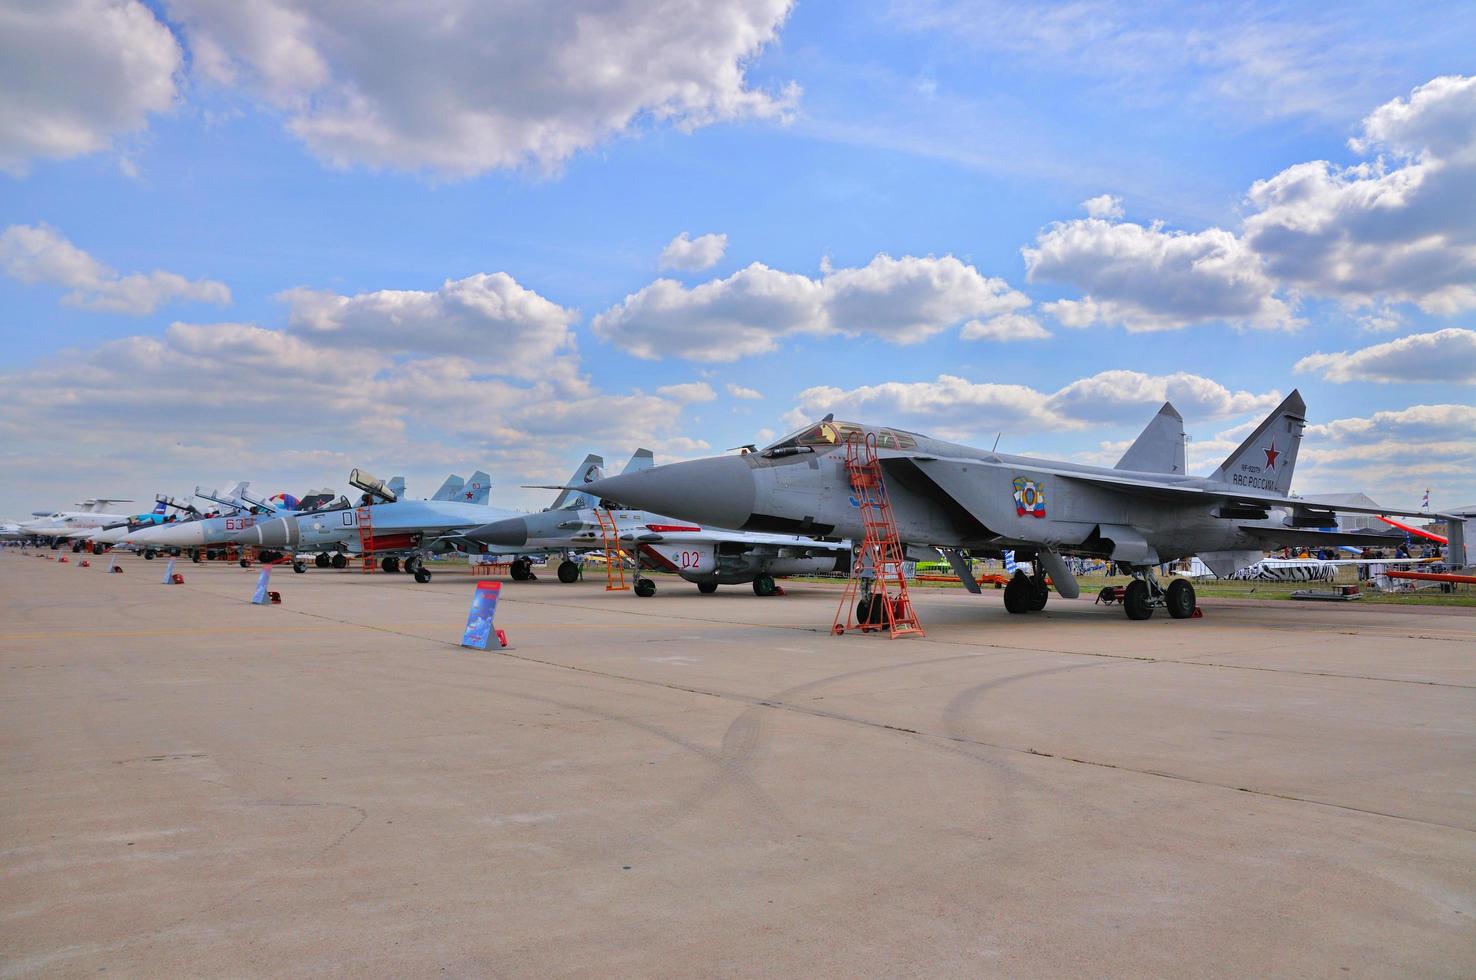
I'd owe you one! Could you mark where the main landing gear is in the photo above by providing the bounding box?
[556,560,580,584]
[508,557,537,581]
[1002,569,1049,614]
[1119,570,1197,621]
[752,573,778,597]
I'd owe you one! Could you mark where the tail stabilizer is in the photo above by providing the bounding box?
[1115,402,1185,474]
[465,471,492,505]
[431,475,465,502]
[549,455,604,510]
[621,449,656,475]
[1209,390,1306,496]
[387,476,406,501]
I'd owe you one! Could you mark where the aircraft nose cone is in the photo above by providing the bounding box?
[584,454,756,529]
[238,517,291,548]
[467,517,529,547]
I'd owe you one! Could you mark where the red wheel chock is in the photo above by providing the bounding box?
[268,591,282,604]
[1191,606,1204,618]
[79,560,91,567]
[58,556,69,563]
[172,573,185,584]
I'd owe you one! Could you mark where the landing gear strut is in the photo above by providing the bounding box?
[1121,569,1197,621]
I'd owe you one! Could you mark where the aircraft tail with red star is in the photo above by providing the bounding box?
[1210,390,1307,496]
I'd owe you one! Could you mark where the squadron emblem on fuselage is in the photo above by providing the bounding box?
[1013,477,1046,518]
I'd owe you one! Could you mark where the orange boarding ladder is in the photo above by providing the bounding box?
[594,507,628,591]
[356,505,377,573]
[832,432,925,639]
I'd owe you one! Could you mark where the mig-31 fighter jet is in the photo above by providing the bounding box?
[577,391,1463,620]
[467,449,851,596]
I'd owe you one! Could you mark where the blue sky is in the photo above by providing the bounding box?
[1,0,1473,516]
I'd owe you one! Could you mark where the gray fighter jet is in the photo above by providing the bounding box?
[577,392,1463,620]
[468,450,851,596]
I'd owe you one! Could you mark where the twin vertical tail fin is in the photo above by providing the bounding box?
[431,475,465,502]
[387,476,406,501]
[465,471,492,506]
[1115,402,1185,474]
[1209,390,1306,496]
[621,449,655,475]
[549,455,604,510]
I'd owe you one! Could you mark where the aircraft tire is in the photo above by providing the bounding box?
[509,560,529,581]
[557,560,580,583]
[752,573,777,597]
[414,567,432,584]
[331,553,348,569]
[1124,580,1153,620]
[293,560,307,574]
[697,581,718,594]
[381,556,398,573]
[1166,579,1196,619]
[1027,583,1049,612]
[634,578,656,597]
[239,558,251,568]
[315,553,330,568]
[1002,573,1029,613]
[144,549,156,560]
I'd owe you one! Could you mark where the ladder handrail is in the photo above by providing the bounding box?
[832,432,924,638]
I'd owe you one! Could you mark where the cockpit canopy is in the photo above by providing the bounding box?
[760,419,921,457]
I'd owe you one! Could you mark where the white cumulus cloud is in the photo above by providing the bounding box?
[166,0,798,175]
[0,223,231,314]
[659,232,728,272]
[1082,194,1124,219]
[1242,75,1476,315]
[725,383,763,399]
[1294,328,1476,384]
[0,0,181,174]
[1026,75,1476,330]
[280,272,577,379]
[1024,218,1296,332]
[782,370,1279,441]
[593,253,1033,361]
[656,381,717,402]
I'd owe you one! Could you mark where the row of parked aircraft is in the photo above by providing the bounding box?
[4,391,1466,618]
[2,452,849,596]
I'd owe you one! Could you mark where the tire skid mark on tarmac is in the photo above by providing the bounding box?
[318,656,795,854]
[57,563,1476,837]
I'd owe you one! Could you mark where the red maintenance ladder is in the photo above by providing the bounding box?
[357,505,377,573]
[594,507,629,591]
[833,432,925,639]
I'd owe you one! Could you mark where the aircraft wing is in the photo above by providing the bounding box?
[886,451,1445,523]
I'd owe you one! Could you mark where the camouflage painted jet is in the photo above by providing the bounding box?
[578,392,1462,620]
[234,466,566,582]
[468,450,850,596]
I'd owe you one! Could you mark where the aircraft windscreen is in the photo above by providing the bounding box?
[761,420,917,456]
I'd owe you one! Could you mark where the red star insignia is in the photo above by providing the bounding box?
[464,491,474,500]
[1263,440,1280,470]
